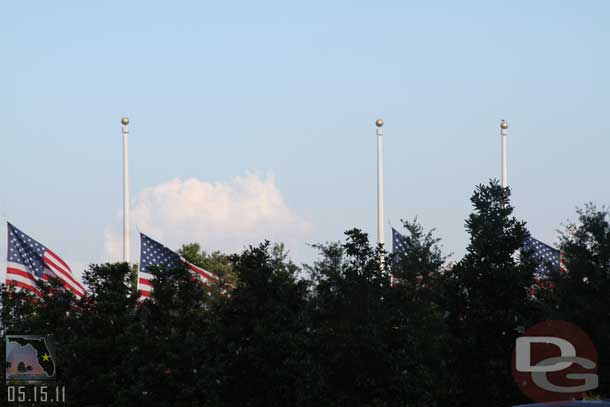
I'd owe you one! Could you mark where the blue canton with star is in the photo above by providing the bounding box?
[392,227,409,254]
[7,223,47,278]
[140,234,184,275]
[522,236,561,276]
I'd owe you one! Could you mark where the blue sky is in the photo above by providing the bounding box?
[1,1,609,277]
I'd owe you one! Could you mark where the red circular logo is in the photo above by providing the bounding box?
[512,320,598,403]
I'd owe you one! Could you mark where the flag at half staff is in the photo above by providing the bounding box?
[392,227,409,255]
[5,222,86,298]
[522,236,567,276]
[138,233,217,300]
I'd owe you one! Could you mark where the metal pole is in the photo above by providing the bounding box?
[121,117,130,263]
[376,119,385,246]
[501,120,508,188]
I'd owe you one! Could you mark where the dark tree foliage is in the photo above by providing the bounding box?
[121,263,215,407]
[73,263,139,407]
[390,219,451,405]
[441,180,542,406]
[391,218,448,302]
[549,204,610,395]
[208,242,312,407]
[306,228,447,406]
[306,229,393,406]
[179,243,236,285]
[0,263,137,407]
[2,184,610,406]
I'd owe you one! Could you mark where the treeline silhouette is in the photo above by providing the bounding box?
[1,180,610,407]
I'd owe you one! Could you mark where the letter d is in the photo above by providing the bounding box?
[516,336,576,373]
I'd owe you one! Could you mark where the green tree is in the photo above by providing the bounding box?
[67,263,139,407]
[391,218,448,299]
[442,180,540,406]
[307,228,442,406]
[179,243,234,279]
[0,284,40,336]
[209,241,311,407]
[550,204,610,396]
[123,262,215,407]
[391,219,450,405]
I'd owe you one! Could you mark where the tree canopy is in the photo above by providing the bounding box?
[1,180,609,406]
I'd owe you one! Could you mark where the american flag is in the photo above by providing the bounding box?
[5,223,86,298]
[138,233,216,300]
[522,236,567,276]
[392,227,409,254]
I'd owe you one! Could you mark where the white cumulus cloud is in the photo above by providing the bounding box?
[104,172,312,263]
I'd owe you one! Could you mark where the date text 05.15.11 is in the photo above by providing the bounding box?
[7,385,66,404]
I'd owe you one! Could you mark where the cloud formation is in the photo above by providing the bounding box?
[104,172,312,262]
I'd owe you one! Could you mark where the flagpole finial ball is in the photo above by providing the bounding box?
[376,119,384,127]
[121,117,129,126]
[500,120,508,130]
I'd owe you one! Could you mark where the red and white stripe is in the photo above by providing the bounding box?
[185,259,217,284]
[138,271,154,299]
[42,249,86,298]
[559,252,568,273]
[6,262,42,297]
[137,260,216,301]
[5,250,86,299]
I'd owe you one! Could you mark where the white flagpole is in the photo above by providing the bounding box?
[121,117,130,263]
[376,118,385,247]
[501,120,508,188]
